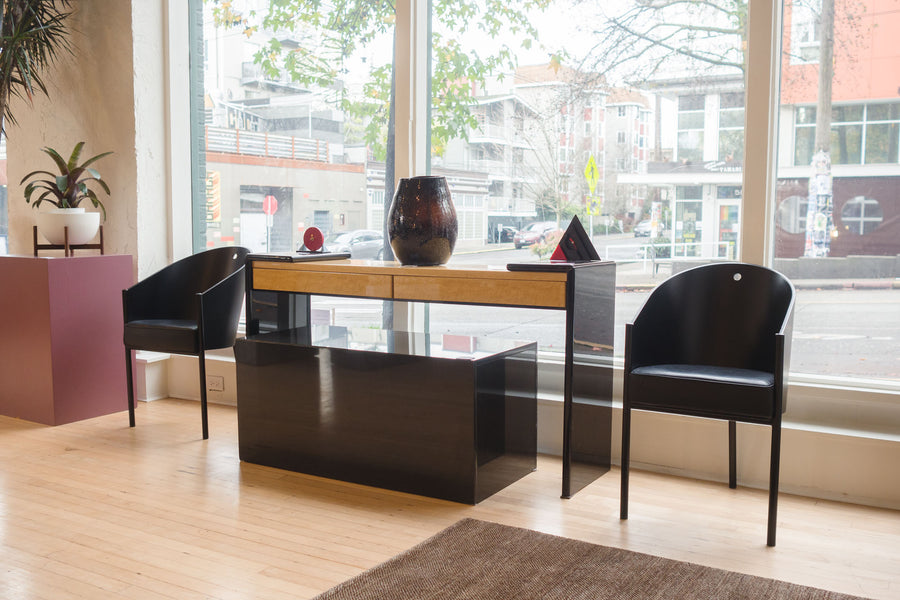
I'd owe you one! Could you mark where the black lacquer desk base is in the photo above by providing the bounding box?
[235,327,537,504]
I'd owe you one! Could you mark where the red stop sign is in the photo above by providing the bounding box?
[263,195,278,215]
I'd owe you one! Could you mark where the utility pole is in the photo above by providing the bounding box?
[804,0,836,257]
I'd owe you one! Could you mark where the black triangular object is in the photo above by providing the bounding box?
[552,215,600,262]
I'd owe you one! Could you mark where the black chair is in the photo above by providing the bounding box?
[123,247,250,439]
[620,262,794,546]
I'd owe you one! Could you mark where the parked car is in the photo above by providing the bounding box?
[498,225,517,243]
[633,220,652,237]
[513,221,560,249]
[320,229,385,259]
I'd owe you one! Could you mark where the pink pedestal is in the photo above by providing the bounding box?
[0,255,133,425]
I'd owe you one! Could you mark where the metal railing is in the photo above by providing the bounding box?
[205,126,330,162]
[604,240,736,272]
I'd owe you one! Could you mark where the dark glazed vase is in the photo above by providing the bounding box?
[388,175,458,266]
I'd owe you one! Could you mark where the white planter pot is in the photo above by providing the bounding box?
[35,208,101,245]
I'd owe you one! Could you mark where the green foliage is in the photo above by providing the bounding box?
[209,0,553,159]
[0,0,73,132]
[20,141,113,220]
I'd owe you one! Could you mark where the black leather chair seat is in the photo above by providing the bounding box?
[630,364,775,421]
[124,319,200,355]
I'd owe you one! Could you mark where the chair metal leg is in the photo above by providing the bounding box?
[767,421,782,547]
[728,420,737,489]
[125,348,136,428]
[620,405,631,520]
[198,349,209,440]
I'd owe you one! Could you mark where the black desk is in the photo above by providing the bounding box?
[235,326,537,503]
[244,258,616,498]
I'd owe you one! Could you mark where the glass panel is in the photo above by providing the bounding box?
[794,126,816,165]
[677,131,704,162]
[832,105,863,122]
[718,129,744,162]
[202,1,393,255]
[830,124,862,164]
[796,106,817,124]
[679,95,705,111]
[776,0,900,383]
[675,199,703,257]
[423,0,748,359]
[719,109,745,128]
[865,103,899,121]
[864,123,899,164]
[678,112,705,129]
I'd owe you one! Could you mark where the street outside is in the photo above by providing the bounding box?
[312,235,900,382]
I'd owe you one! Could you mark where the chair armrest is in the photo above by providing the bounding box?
[198,265,246,349]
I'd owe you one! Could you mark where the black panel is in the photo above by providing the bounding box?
[563,261,616,497]
[235,327,536,504]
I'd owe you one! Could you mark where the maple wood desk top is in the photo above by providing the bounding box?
[248,258,592,309]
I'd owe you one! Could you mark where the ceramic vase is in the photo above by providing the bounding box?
[387,176,458,266]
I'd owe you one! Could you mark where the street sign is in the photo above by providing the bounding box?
[263,194,278,215]
[584,155,599,195]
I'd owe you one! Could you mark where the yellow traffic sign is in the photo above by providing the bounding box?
[584,155,599,195]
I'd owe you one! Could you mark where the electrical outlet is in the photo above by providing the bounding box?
[206,375,225,392]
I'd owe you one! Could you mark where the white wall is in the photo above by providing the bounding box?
[7,0,181,280]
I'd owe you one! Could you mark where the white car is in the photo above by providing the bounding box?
[320,229,385,259]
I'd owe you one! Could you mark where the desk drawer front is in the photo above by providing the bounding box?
[253,268,392,299]
[394,275,565,308]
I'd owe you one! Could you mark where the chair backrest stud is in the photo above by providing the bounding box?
[733,272,742,281]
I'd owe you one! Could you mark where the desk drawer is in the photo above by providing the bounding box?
[394,275,566,308]
[253,267,393,299]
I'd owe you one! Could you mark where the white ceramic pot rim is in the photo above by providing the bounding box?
[35,208,101,245]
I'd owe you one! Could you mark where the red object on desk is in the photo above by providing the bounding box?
[303,226,324,252]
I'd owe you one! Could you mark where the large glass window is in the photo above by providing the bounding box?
[793,102,900,166]
[777,0,900,383]
[189,0,898,390]
[202,0,393,254]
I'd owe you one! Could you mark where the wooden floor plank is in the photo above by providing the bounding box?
[0,399,897,600]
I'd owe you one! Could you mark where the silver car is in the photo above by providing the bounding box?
[322,229,385,259]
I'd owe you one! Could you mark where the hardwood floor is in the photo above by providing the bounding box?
[1,399,897,599]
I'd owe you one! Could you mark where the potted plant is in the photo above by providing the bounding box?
[21,141,113,245]
[0,1,73,133]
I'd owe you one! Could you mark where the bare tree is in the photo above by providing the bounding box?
[575,0,869,257]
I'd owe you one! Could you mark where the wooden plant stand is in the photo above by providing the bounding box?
[33,225,104,257]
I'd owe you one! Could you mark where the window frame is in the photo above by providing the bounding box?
[182,0,897,434]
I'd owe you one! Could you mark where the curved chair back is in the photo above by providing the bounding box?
[630,262,794,374]
[124,247,250,323]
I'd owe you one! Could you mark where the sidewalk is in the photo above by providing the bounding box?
[454,242,899,291]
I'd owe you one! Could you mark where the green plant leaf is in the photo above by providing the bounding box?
[85,189,107,221]
[43,146,69,174]
[78,151,113,170]
[67,141,85,171]
[19,169,56,184]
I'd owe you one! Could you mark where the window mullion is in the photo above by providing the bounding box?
[740,0,783,266]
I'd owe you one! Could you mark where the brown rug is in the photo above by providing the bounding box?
[313,518,871,600]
